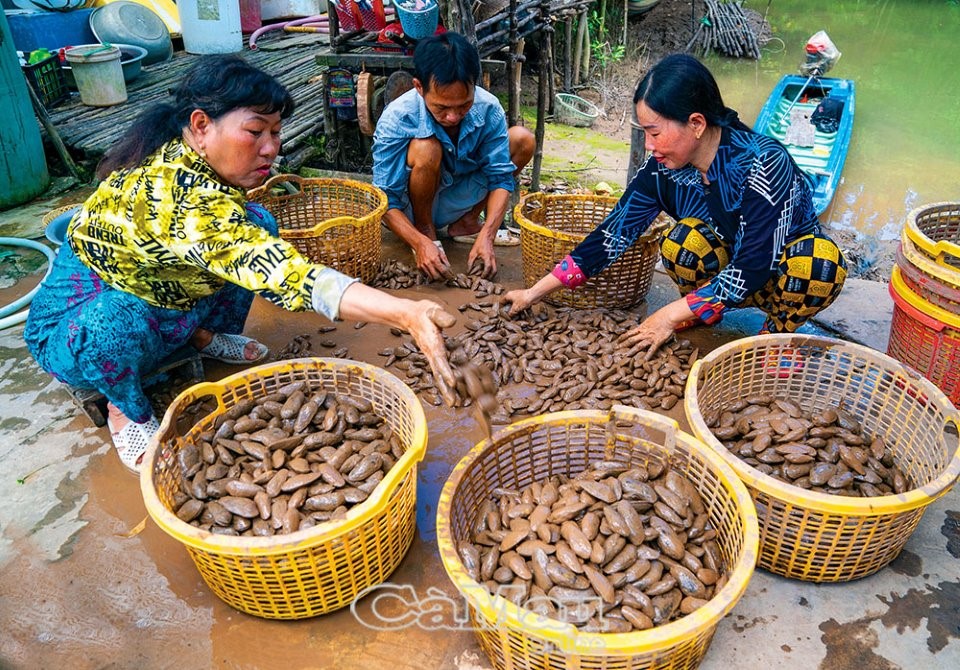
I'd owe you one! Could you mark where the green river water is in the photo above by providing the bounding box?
[702,0,960,244]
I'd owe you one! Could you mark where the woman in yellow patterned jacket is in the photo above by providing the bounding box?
[25,56,457,473]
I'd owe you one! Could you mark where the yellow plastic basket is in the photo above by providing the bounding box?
[436,406,759,670]
[898,234,960,314]
[903,202,960,275]
[685,334,960,582]
[248,174,387,284]
[514,192,666,309]
[140,358,427,619]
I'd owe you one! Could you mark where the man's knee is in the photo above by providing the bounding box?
[508,126,536,170]
[407,137,443,171]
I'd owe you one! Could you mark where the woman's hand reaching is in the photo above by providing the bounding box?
[502,274,563,317]
[618,297,697,359]
[502,288,536,316]
[334,283,458,405]
[404,301,458,406]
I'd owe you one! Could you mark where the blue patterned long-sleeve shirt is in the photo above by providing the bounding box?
[571,126,820,307]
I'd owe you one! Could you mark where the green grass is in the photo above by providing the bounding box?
[518,105,629,193]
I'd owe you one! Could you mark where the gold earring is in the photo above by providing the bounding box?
[695,131,702,140]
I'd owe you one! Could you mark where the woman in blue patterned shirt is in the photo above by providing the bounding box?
[505,54,847,355]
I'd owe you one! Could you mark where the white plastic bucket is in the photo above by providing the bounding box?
[179,0,243,54]
[64,44,127,107]
[260,0,328,21]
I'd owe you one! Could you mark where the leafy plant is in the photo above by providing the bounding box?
[591,40,625,68]
[586,6,626,69]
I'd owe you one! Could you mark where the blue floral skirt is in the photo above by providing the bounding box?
[24,203,277,422]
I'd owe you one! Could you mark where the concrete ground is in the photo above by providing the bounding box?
[0,201,957,670]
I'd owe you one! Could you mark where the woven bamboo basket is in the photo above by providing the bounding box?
[437,407,759,670]
[514,193,665,309]
[903,202,960,274]
[248,174,387,284]
[140,358,427,619]
[685,334,960,582]
[41,203,81,227]
[41,203,82,245]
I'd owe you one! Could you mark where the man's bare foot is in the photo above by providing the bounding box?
[446,212,483,238]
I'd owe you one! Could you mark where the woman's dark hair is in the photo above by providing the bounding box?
[413,32,481,93]
[96,55,295,179]
[633,53,750,132]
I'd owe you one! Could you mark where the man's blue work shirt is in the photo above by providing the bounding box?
[372,85,517,215]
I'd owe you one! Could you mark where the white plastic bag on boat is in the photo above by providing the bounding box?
[800,30,841,76]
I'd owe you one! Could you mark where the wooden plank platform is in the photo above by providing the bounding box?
[45,32,335,170]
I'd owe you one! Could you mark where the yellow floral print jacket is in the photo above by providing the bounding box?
[68,139,351,317]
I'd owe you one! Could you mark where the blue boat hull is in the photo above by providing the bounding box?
[753,75,855,215]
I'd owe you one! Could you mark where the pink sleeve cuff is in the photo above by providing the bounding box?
[551,254,587,288]
[685,290,726,325]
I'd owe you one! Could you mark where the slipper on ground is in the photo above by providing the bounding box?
[452,229,521,246]
[200,333,269,365]
[111,416,160,474]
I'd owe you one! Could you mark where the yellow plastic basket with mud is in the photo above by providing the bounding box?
[436,406,758,670]
[514,192,666,309]
[903,201,960,274]
[685,334,960,583]
[248,174,387,284]
[140,358,427,619]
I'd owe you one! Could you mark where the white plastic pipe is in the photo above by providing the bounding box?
[0,237,56,330]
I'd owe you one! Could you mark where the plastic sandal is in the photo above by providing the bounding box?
[111,416,160,474]
[492,228,521,246]
[199,333,269,365]
[449,231,479,243]
[452,228,521,246]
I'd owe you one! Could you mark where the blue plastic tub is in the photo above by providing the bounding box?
[7,8,97,53]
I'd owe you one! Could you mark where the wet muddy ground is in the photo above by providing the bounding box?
[0,234,957,670]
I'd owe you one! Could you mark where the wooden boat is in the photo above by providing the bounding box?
[753,74,855,215]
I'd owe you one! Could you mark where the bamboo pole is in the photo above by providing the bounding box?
[547,17,556,114]
[510,37,525,125]
[572,9,586,86]
[581,13,590,81]
[24,78,82,181]
[531,0,550,193]
[507,0,519,126]
[622,0,628,47]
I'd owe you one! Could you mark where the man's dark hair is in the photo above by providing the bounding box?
[412,32,481,93]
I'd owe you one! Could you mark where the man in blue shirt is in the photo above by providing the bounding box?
[373,32,535,280]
